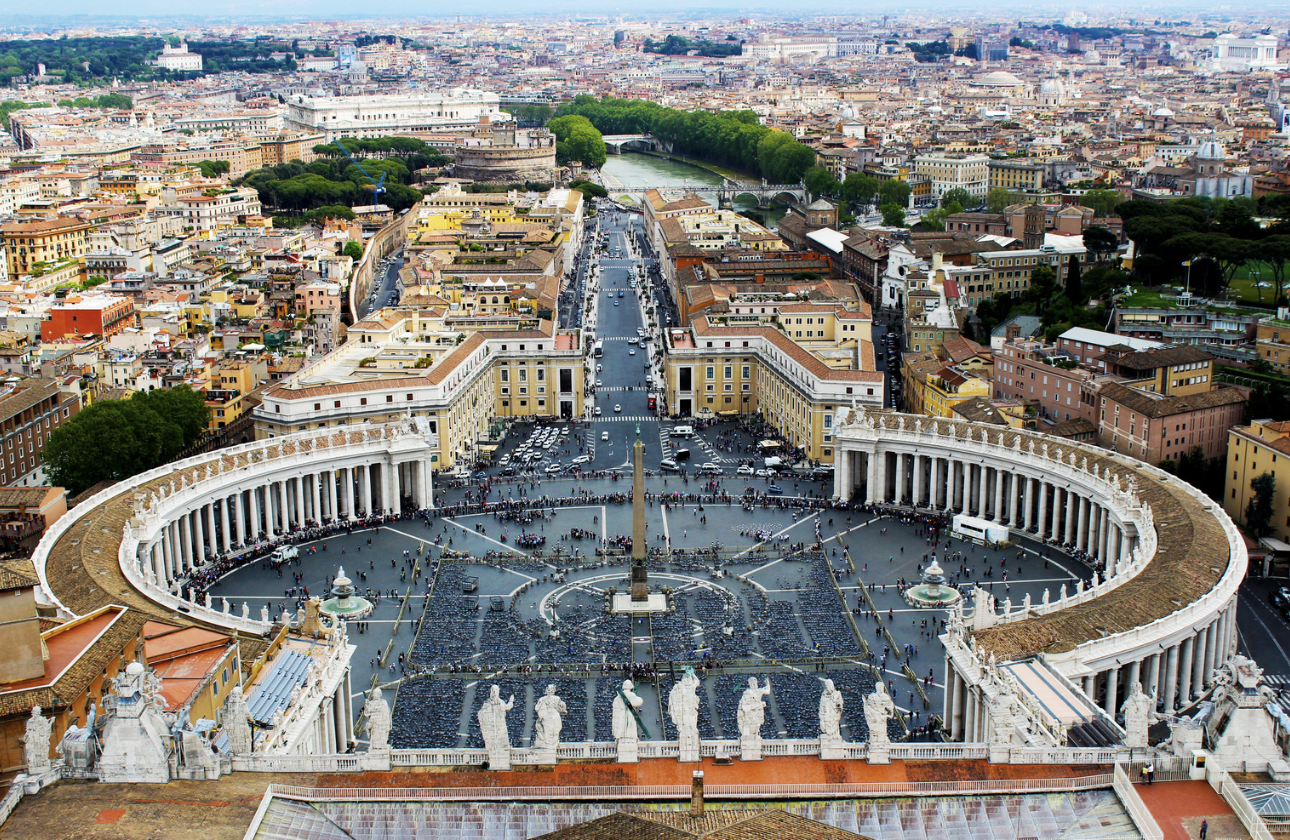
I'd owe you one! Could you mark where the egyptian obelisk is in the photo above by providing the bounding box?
[630,425,648,601]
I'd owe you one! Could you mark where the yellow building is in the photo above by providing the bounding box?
[902,356,992,418]
[663,303,881,463]
[988,160,1045,192]
[253,312,584,468]
[1,217,94,278]
[1225,419,1290,543]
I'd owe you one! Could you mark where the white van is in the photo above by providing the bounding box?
[271,546,299,564]
[671,425,694,438]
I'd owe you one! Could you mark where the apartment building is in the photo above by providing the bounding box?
[1226,419,1290,544]
[913,153,990,199]
[1098,382,1245,465]
[253,314,584,468]
[988,160,1045,192]
[0,376,83,487]
[0,218,94,279]
[663,304,882,463]
[40,295,139,342]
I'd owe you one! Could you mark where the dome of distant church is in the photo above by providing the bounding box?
[1196,140,1225,161]
[971,70,1025,87]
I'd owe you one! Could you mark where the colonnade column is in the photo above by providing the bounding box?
[1164,644,1181,713]
[1008,474,1020,526]
[1036,482,1048,537]
[912,455,924,507]
[389,462,402,515]
[294,478,305,527]
[930,457,942,508]
[193,508,206,566]
[895,453,907,505]
[992,469,1004,522]
[361,465,374,517]
[976,464,987,517]
[1179,637,1195,705]
[1193,628,1208,695]
[1023,477,1034,530]
[326,470,338,521]
[1127,659,1141,696]
[249,487,261,541]
[344,467,356,520]
[1146,653,1161,699]
[1065,491,1078,545]
[1103,666,1119,716]
[205,503,217,558]
[865,452,878,504]
[311,474,322,524]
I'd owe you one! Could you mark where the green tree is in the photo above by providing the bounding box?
[548,114,607,169]
[1081,187,1122,218]
[342,240,364,261]
[880,203,906,227]
[1246,472,1277,537]
[1083,225,1119,263]
[878,180,912,208]
[44,386,210,495]
[842,172,878,207]
[985,187,1013,213]
[569,180,608,198]
[941,187,973,209]
[803,165,840,198]
[1065,254,1083,302]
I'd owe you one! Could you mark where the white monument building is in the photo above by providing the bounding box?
[284,90,507,140]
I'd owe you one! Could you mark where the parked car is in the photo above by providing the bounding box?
[660,458,680,471]
[737,465,754,476]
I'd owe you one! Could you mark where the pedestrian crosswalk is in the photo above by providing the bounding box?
[593,414,655,423]
[1264,674,1290,687]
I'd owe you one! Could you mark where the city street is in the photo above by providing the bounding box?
[356,252,404,320]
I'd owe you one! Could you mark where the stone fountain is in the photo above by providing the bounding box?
[319,566,374,621]
[902,558,962,608]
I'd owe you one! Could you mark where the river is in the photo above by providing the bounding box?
[599,152,787,231]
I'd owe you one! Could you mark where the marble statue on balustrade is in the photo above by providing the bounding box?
[362,687,392,752]
[819,679,846,759]
[223,686,253,755]
[613,679,644,763]
[98,661,172,783]
[1121,681,1154,750]
[21,707,52,776]
[737,677,771,761]
[56,723,96,776]
[478,684,514,770]
[987,689,1018,762]
[864,681,895,764]
[533,685,565,760]
[668,666,701,763]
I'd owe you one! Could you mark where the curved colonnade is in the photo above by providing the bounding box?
[32,421,436,637]
[832,409,1246,744]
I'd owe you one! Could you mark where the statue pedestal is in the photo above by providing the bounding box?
[740,739,762,761]
[617,737,639,763]
[867,743,890,765]
[360,750,391,772]
[819,736,845,761]
[532,747,558,766]
[486,746,511,771]
[678,738,700,763]
[14,768,58,796]
[989,743,1011,764]
[612,592,667,613]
